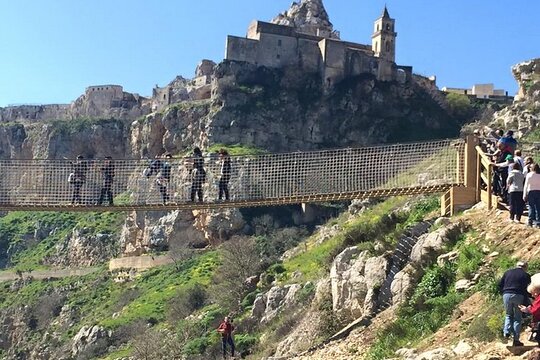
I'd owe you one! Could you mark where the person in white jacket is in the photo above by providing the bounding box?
[523,164,540,227]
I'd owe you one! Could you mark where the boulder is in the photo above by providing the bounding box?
[71,325,111,357]
[452,340,472,356]
[415,348,455,360]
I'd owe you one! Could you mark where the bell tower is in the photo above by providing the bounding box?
[371,6,397,62]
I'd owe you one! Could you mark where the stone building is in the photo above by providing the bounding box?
[151,59,216,112]
[442,83,509,99]
[225,1,412,85]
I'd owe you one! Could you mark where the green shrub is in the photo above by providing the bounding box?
[411,264,455,308]
[183,337,210,355]
[465,300,503,342]
[235,333,259,354]
[456,243,484,279]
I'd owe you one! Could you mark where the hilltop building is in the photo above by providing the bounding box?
[225,1,412,85]
[442,83,513,102]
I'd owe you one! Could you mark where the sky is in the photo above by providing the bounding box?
[0,0,538,107]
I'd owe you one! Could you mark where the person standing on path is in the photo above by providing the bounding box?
[217,316,235,359]
[499,261,531,346]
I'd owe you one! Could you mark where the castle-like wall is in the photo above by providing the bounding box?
[0,104,70,122]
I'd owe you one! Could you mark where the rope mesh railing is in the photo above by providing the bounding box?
[0,139,465,211]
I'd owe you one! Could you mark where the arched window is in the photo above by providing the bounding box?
[377,24,379,31]
[386,24,390,30]
[375,41,378,52]
[386,41,390,52]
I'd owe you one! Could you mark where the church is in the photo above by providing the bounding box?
[225,1,412,85]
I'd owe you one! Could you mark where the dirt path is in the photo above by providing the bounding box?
[0,267,100,282]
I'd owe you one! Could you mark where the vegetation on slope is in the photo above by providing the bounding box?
[0,211,124,271]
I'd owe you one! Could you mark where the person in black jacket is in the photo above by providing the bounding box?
[97,156,115,206]
[190,147,206,202]
[157,153,173,204]
[218,149,232,201]
[70,155,88,205]
[499,261,531,346]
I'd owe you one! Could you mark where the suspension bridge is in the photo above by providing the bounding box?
[0,137,480,213]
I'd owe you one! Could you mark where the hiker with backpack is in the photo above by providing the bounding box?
[157,153,173,204]
[217,316,235,359]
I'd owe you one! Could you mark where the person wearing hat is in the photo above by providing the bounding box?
[499,261,531,346]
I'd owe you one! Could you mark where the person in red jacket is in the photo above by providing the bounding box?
[217,316,235,359]
[520,273,540,344]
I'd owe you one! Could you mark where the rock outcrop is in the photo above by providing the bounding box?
[271,0,340,39]
[46,228,119,267]
[491,58,540,135]
[330,247,389,318]
[391,221,464,305]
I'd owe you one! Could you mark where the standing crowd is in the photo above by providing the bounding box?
[68,147,233,206]
[476,129,540,226]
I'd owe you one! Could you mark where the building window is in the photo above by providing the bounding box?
[375,42,378,52]
[377,24,379,31]
[277,54,281,59]
[386,24,390,30]
[386,41,390,52]
[278,39,282,47]
[163,94,167,100]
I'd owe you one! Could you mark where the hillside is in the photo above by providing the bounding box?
[1,1,538,359]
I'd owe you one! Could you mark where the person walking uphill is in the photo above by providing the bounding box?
[217,316,235,359]
[70,155,88,205]
[218,149,232,201]
[507,162,525,223]
[97,156,115,206]
[190,147,206,202]
[499,261,531,346]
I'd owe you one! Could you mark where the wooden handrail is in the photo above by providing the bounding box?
[475,145,492,166]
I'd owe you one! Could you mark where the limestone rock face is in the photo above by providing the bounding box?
[251,284,304,324]
[120,210,207,256]
[271,0,340,39]
[330,247,389,318]
[391,222,463,306]
[208,61,461,152]
[492,58,540,135]
[192,208,246,245]
[46,228,118,267]
[71,325,111,357]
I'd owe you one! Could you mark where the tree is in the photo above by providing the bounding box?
[210,236,262,312]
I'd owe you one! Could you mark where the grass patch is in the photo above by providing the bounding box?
[100,251,218,328]
[367,263,465,359]
[207,143,267,156]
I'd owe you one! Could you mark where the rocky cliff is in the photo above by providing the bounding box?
[490,58,540,136]
[0,62,462,160]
